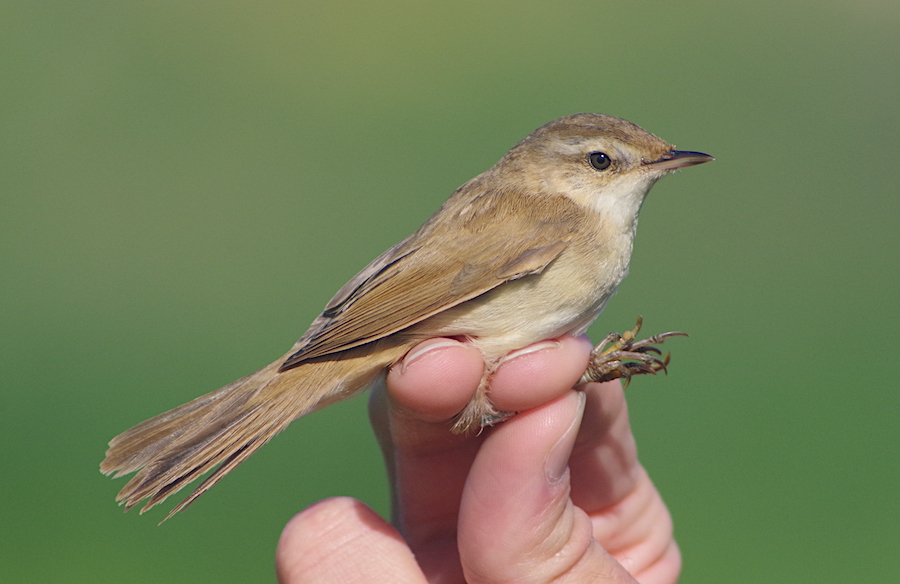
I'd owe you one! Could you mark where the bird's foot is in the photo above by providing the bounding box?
[580,316,687,388]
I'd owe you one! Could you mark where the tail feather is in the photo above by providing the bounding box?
[101,340,410,520]
[102,367,267,479]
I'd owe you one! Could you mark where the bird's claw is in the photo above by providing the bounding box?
[579,316,687,388]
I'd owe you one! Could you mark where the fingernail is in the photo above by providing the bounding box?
[498,340,561,366]
[398,339,463,374]
[545,392,586,485]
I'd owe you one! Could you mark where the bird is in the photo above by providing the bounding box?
[101,113,712,520]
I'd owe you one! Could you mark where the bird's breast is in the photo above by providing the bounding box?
[409,229,633,361]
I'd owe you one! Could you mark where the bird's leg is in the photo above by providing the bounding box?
[450,361,514,434]
[580,316,687,388]
[451,317,685,433]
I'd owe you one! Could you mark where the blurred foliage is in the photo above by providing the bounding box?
[1,1,898,582]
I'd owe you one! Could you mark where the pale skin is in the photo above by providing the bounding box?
[276,335,680,584]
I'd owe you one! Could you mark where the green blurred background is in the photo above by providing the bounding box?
[2,1,898,582]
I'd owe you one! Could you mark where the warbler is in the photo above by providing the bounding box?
[102,113,712,519]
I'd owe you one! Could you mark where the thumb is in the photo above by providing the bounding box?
[458,390,639,584]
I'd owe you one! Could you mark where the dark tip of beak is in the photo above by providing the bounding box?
[645,150,714,171]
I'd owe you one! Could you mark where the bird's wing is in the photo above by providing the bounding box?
[279,189,584,369]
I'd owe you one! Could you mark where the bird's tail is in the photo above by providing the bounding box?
[100,339,409,521]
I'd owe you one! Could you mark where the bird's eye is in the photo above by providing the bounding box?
[588,151,612,171]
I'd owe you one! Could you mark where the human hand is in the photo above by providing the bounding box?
[276,335,680,583]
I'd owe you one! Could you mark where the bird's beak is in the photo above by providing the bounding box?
[644,150,714,171]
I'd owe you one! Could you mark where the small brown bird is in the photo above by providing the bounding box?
[101,113,712,520]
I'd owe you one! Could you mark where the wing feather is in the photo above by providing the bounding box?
[280,187,584,370]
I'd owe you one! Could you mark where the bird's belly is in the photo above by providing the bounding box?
[409,256,623,361]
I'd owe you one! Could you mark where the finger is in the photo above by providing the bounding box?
[385,337,486,427]
[458,390,640,584]
[373,336,486,526]
[570,381,680,583]
[382,334,592,436]
[374,335,594,580]
[371,339,485,582]
[377,335,593,530]
[486,334,593,413]
[591,467,681,584]
[276,497,426,584]
[569,380,639,512]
